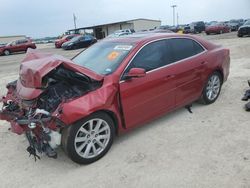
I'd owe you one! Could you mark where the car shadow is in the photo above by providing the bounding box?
[114,102,205,145]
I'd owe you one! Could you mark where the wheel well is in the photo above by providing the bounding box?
[214,69,224,83]
[94,110,119,135]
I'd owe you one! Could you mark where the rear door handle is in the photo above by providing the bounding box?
[201,61,208,65]
[164,75,175,80]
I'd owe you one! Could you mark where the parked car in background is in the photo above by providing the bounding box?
[62,35,97,50]
[238,19,250,37]
[205,22,231,35]
[228,20,241,31]
[0,39,36,56]
[157,25,171,30]
[189,21,206,33]
[113,29,135,35]
[0,33,230,164]
[169,26,180,33]
[107,32,132,38]
[183,25,192,34]
[55,34,79,48]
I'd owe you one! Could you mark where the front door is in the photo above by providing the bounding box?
[119,40,176,129]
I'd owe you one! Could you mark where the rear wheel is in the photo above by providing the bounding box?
[62,112,115,164]
[3,50,10,56]
[200,72,222,105]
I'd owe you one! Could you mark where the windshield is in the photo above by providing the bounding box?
[244,20,250,25]
[73,41,134,75]
[6,41,15,46]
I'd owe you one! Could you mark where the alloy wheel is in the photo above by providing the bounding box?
[206,75,221,101]
[4,50,10,56]
[74,118,111,159]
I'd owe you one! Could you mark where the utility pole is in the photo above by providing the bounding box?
[171,5,177,26]
[73,13,77,31]
[177,13,179,26]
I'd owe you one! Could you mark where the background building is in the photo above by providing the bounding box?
[0,35,26,44]
[68,18,161,39]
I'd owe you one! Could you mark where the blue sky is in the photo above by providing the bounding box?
[0,0,249,38]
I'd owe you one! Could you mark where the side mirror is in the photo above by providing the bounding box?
[124,68,146,80]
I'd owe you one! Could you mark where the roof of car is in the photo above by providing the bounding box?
[103,32,199,44]
[102,32,217,50]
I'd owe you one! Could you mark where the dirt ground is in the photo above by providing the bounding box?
[0,32,250,188]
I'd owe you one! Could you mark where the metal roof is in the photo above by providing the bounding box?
[68,18,161,31]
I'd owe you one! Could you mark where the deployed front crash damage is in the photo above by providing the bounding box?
[0,50,115,160]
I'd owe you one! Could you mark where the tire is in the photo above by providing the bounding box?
[206,32,210,35]
[200,72,222,105]
[3,50,10,56]
[62,112,115,164]
[238,33,243,37]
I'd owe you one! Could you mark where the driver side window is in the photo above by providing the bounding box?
[127,40,166,72]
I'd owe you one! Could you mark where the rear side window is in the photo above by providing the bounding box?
[169,38,204,62]
[17,39,28,44]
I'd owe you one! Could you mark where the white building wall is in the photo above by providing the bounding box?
[0,35,26,44]
[132,19,161,31]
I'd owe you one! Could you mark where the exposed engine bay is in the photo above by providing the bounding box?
[0,65,102,160]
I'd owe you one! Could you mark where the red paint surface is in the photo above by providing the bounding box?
[0,39,36,55]
[54,34,80,48]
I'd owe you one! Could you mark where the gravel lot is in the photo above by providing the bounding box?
[0,32,250,188]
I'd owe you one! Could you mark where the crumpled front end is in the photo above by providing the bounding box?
[0,50,103,160]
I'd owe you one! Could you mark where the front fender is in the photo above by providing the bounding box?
[53,82,120,126]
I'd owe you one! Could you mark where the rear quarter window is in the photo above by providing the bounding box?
[170,38,204,62]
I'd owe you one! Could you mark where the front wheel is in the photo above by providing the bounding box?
[200,72,222,105]
[4,50,10,56]
[62,112,115,164]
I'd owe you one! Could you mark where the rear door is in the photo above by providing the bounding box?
[19,39,29,51]
[14,39,28,52]
[119,39,176,129]
[168,38,206,107]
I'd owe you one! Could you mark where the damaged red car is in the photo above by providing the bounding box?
[0,33,230,164]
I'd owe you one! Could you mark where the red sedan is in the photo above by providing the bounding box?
[54,34,79,48]
[0,33,230,164]
[0,39,36,56]
[206,22,231,35]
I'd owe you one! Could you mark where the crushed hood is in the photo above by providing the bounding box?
[20,49,103,88]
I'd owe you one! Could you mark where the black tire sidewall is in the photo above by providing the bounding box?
[64,112,115,164]
[201,72,222,105]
